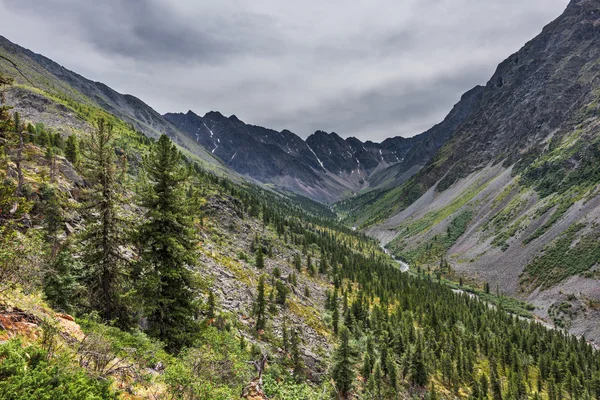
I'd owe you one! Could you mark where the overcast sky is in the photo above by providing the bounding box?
[0,0,569,141]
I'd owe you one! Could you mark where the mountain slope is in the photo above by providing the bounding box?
[352,0,600,342]
[0,35,225,172]
[165,86,482,203]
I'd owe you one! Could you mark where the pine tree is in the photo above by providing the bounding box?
[410,339,429,387]
[206,291,216,319]
[332,300,340,335]
[80,118,132,329]
[254,275,266,332]
[43,248,80,314]
[429,382,438,400]
[65,134,79,165]
[290,327,304,382]
[479,373,489,399]
[362,352,373,381]
[490,361,503,400]
[332,325,355,398]
[137,134,199,353]
[256,247,265,269]
[282,316,289,353]
[293,253,302,272]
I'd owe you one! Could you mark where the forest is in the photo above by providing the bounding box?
[1,71,600,399]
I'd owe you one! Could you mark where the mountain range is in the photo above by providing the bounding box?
[163,84,483,203]
[1,0,599,344]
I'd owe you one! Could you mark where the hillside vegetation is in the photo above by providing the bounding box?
[2,56,600,400]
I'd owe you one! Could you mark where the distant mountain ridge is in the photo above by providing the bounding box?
[0,35,224,171]
[165,84,483,202]
[343,0,600,342]
[0,33,483,204]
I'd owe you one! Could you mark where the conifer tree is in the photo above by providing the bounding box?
[332,325,355,398]
[206,291,216,319]
[290,327,304,382]
[43,248,80,314]
[490,361,503,400]
[137,134,198,352]
[282,316,289,353]
[254,275,266,332]
[410,339,429,387]
[41,183,62,255]
[256,246,265,269]
[332,300,340,335]
[293,253,302,272]
[80,118,132,329]
[65,134,79,165]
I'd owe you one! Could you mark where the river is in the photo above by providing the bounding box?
[379,244,409,273]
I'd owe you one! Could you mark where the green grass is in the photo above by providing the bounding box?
[393,178,487,240]
[390,210,473,265]
[520,223,600,290]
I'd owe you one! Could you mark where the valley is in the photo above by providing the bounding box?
[1,0,600,399]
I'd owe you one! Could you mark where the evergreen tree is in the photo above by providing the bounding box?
[332,325,355,398]
[13,112,24,197]
[479,373,489,399]
[290,327,304,382]
[80,118,132,329]
[293,253,302,272]
[65,134,79,165]
[410,339,429,387]
[43,248,80,314]
[282,316,289,353]
[332,300,340,335]
[254,275,266,332]
[206,291,216,319]
[490,361,503,400]
[256,246,265,269]
[137,134,199,352]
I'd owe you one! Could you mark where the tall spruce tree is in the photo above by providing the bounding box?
[65,134,80,165]
[137,134,198,353]
[290,326,304,382]
[80,118,132,329]
[254,275,267,332]
[332,325,355,398]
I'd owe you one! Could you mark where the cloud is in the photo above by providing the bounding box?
[0,0,570,141]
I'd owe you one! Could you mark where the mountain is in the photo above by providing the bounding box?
[2,68,598,399]
[2,3,600,399]
[165,86,483,203]
[345,0,600,341]
[0,35,225,172]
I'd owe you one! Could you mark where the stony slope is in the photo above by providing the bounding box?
[356,0,600,343]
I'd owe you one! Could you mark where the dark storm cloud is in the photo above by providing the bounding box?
[4,0,281,63]
[0,0,570,141]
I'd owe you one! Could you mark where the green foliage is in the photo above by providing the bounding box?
[163,327,251,399]
[263,374,329,400]
[254,276,267,332]
[65,134,80,165]
[521,223,600,290]
[43,248,82,313]
[332,325,355,396]
[137,134,199,353]
[80,118,132,329]
[0,339,116,400]
[392,210,473,264]
[255,246,265,269]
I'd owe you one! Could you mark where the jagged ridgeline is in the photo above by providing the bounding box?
[1,68,600,400]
